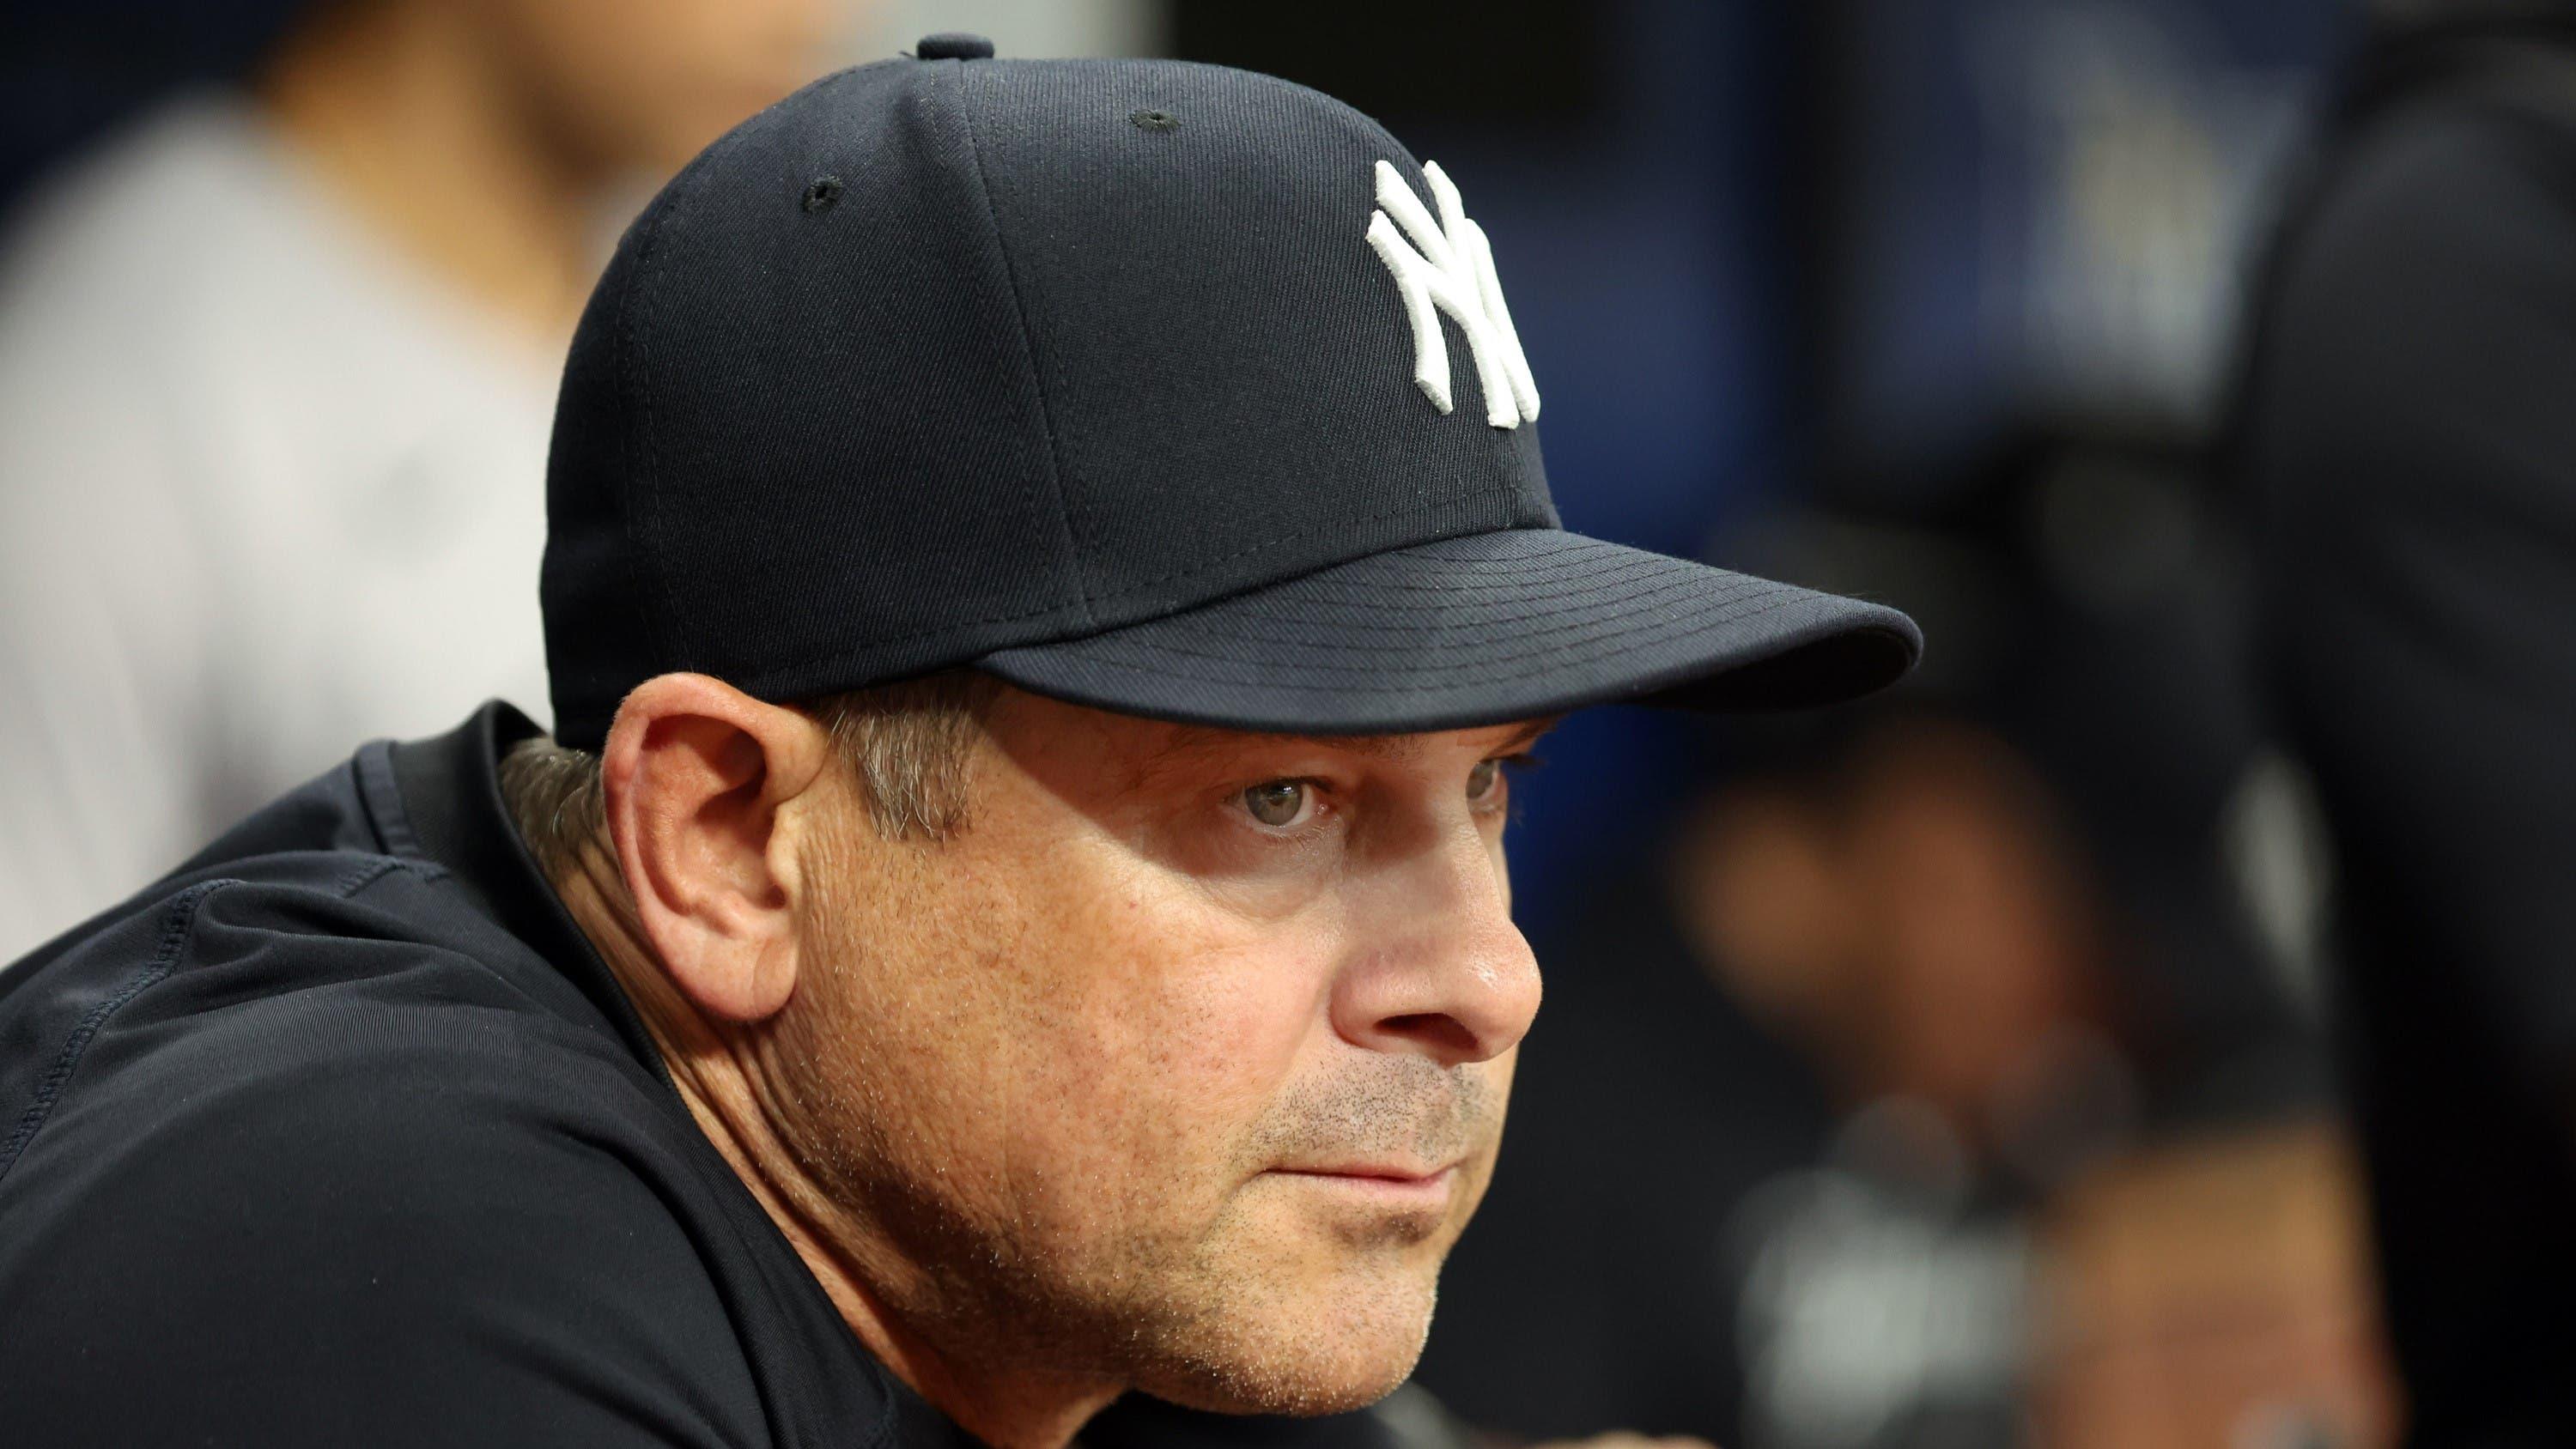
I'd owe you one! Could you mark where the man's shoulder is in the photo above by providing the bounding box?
[0,858,780,1444]
[0,840,654,1216]
[10,792,577,1035]
[0,831,673,1181]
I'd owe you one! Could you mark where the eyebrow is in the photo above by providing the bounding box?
[1489,714,1564,754]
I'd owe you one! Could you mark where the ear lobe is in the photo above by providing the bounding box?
[600,674,833,1025]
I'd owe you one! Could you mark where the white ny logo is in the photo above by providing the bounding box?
[1366,160,1541,430]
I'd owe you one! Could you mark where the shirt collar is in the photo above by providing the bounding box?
[365,699,677,1093]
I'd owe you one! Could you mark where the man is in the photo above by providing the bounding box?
[0,0,837,960]
[0,37,1917,1448]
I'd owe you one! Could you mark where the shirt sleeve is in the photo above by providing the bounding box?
[0,969,773,1447]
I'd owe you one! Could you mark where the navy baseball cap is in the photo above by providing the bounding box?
[540,35,1919,750]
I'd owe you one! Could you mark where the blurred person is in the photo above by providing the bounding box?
[1419,475,2343,1448]
[1688,713,2132,1449]
[1428,705,2384,1449]
[2240,3,2576,1442]
[2032,1121,2398,1449]
[1420,703,2131,1449]
[0,0,838,961]
[0,39,1921,1447]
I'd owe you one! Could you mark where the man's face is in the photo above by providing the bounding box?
[769,687,1547,1411]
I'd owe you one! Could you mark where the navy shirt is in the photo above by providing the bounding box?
[0,702,981,1446]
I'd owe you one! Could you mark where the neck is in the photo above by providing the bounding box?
[545,846,1121,1449]
[254,3,598,343]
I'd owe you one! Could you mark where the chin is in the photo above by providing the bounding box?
[1133,1264,1441,1418]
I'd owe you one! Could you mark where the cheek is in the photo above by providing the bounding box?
[787,846,1037,1208]
[999,862,1343,1225]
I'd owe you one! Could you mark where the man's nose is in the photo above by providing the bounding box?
[1329,824,1541,1068]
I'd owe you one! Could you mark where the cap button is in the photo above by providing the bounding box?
[916,33,996,61]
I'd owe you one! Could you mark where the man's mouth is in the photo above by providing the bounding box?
[1265,1161,1461,1207]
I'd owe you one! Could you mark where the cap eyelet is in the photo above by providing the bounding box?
[1129,109,1180,133]
[801,176,844,214]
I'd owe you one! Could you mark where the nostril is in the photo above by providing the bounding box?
[1381,1012,1479,1061]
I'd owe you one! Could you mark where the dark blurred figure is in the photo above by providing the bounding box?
[0,0,837,961]
[2240,3,2576,1441]
[1421,458,2391,1448]
[1419,707,2064,1448]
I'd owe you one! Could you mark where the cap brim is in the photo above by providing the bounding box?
[976,529,1919,735]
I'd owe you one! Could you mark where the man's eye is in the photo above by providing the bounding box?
[1467,758,1503,803]
[1241,780,1315,829]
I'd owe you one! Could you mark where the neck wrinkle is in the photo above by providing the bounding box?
[543,846,1118,1449]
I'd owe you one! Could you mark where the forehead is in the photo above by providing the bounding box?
[977,686,1558,796]
[1130,714,1558,773]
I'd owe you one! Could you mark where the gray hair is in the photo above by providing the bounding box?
[499,670,1000,882]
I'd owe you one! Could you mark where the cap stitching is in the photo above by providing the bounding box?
[1139,557,1760,610]
[621,64,882,686]
[951,63,1097,631]
[1008,591,1831,692]
[1094,574,1777,639]
[601,193,679,674]
[1270,553,1741,592]
[621,202,683,670]
[1034,578,1819,673]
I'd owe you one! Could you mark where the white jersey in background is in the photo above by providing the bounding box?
[0,94,557,962]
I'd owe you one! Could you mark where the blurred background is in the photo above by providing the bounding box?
[12,1,2576,1445]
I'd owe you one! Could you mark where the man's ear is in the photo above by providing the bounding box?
[598,672,836,1024]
